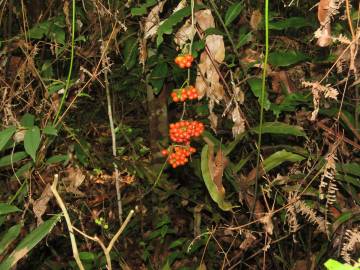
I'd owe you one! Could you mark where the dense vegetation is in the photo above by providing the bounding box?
[0,0,359,269]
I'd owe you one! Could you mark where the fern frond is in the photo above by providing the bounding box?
[341,228,360,264]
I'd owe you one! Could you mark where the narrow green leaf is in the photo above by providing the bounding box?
[201,145,233,211]
[0,214,61,270]
[251,122,306,137]
[123,37,139,70]
[0,203,21,216]
[269,17,313,30]
[225,1,244,26]
[24,126,41,162]
[268,51,308,67]
[46,154,69,164]
[263,150,305,172]
[0,152,28,168]
[247,78,271,110]
[0,126,16,152]
[0,224,22,255]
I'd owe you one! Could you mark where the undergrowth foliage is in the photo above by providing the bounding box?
[0,0,360,269]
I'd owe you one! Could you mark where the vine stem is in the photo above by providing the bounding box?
[54,0,75,124]
[251,0,269,220]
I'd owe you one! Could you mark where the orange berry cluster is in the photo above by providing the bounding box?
[174,54,194,69]
[161,146,196,168]
[169,120,204,143]
[171,86,199,102]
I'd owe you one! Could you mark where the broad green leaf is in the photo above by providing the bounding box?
[268,51,308,67]
[0,204,21,216]
[51,25,65,45]
[24,126,41,162]
[204,28,225,37]
[251,122,306,137]
[0,152,28,168]
[263,150,305,172]
[149,62,168,94]
[225,1,244,26]
[0,224,22,255]
[157,4,205,47]
[43,125,58,136]
[269,17,313,30]
[201,145,233,211]
[324,259,355,270]
[0,214,61,270]
[123,37,139,70]
[0,126,16,151]
[46,154,69,164]
[20,113,35,128]
[40,60,54,78]
[236,30,252,48]
[332,212,354,234]
[247,78,271,110]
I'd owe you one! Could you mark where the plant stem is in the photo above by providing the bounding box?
[251,0,269,221]
[54,0,75,124]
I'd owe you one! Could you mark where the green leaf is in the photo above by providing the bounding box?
[24,126,41,162]
[251,122,306,137]
[149,62,168,94]
[324,259,355,270]
[43,125,58,136]
[20,113,35,128]
[79,252,96,262]
[0,152,28,168]
[263,150,305,172]
[225,1,244,26]
[123,37,139,70]
[236,30,252,48]
[0,215,61,270]
[337,163,360,177]
[270,92,312,117]
[157,4,205,47]
[11,162,33,180]
[47,81,65,94]
[0,126,16,152]
[131,0,157,16]
[0,204,21,216]
[268,51,308,67]
[0,224,22,255]
[204,28,225,37]
[201,145,233,211]
[46,154,69,165]
[51,25,65,45]
[247,78,271,110]
[269,17,313,30]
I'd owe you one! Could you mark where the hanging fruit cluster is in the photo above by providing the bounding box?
[162,53,205,168]
[171,86,199,102]
[174,54,194,69]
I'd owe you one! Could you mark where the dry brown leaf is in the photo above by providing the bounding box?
[33,184,53,226]
[270,71,295,94]
[212,147,228,194]
[250,10,262,30]
[143,1,167,40]
[63,167,86,196]
[174,18,195,49]
[139,38,147,67]
[231,106,245,137]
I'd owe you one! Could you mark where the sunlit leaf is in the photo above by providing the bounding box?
[324,259,355,270]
